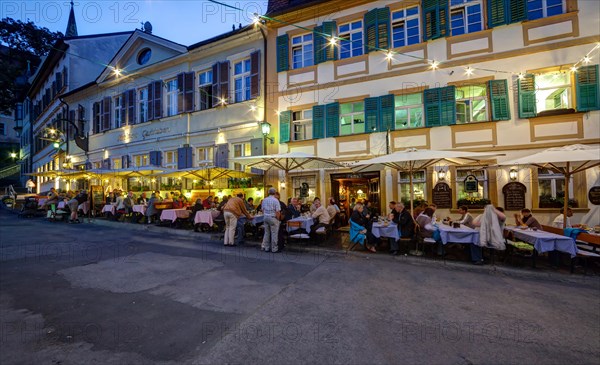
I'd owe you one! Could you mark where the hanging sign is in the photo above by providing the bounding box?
[464,174,479,193]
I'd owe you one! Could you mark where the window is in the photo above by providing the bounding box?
[455,84,488,123]
[340,102,365,135]
[399,171,426,203]
[538,168,573,206]
[292,109,313,141]
[527,0,565,20]
[112,158,122,170]
[233,143,251,171]
[164,151,177,168]
[293,176,317,203]
[93,161,102,169]
[137,48,152,65]
[134,154,149,167]
[456,169,488,201]
[138,88,148,123]
[392,7,420,48]
[197,147,214,165]
[114,95,123,128]
[536,72,572,113]
[292,33,314,69]
[0,123,5,135]
[198,70,213,110]
[395,93,424,129]
[450,0,483,36]
[339,21,363,59]
[166,79,178,116]
[234,59,251,103]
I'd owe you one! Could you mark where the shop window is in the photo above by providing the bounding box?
[395,93,423,129]
[398,170,426,204]
[456,169,488,204]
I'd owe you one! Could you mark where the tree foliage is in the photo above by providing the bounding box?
[0,18,64,114]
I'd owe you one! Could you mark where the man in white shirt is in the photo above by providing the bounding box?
[311,199,331,236]
[455,205,475,228]
[553,208,574,228]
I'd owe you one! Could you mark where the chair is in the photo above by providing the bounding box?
[347,219,367,253]
[287,221,310,245]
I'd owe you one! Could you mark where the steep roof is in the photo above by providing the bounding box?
[266,0,328,16]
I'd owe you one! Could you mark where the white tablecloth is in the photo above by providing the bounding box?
[102,204,116,215]
[194,210,220,225]
[38,198,47,206]
[251,215,264,225]
[437,224,480,245]
[57,201,66,209]
[505,227,578,257]
[372,222,399,241]
[132,205,147,215]
[160,208,191,223]
[287,216,314,233]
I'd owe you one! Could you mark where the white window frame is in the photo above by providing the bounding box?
[398,170,427,203]
[456,169,488,200]
[196,146,214,166]
[164,150,177,168]
[112,158,122,170]
[394,93,424,129]
[234,59,251,103]
[527,0,566,20]
[113,94,123,128]
[391,6,421,48]
[450,0,483,36]
[535,72,572,113]
[291,33,314,69]
[292,109,313,141]
[339,102,365,135]
[455,84,488,124]
[538,168,574,200]
[198,70,213,111]
[166,78,178,116]
[138,87,148,124]
[134,154,149,167]
[338,20,364,60]
[233,142,251,171]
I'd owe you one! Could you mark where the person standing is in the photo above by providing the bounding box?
[26,179,35,194]
[261,188,281,253]
[67,189,88,223]
[223,193,253,247]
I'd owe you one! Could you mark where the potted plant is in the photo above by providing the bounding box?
[456,196,491,209]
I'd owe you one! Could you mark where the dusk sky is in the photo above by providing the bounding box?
[1,1,269,46]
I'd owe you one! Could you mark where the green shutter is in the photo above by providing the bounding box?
[425,86,455,127]
[489,79,511,120]
[276,34,289,72]
[313,25,324,65]
[379,94,395,131]
[314,22,337,64]
[312,105,325,139]
[322,21,337,62]
[364,97,379,133]
[488,0,507,28]
[576,65,600,112]
[423,0,448,41]
[377,7,391,50]
[509,0,527,23]
[279,110,291,143]
[325,102,340,138]
[364,9,377,54]
[518,74,537,118]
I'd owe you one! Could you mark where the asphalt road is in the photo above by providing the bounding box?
[1,209,599,365]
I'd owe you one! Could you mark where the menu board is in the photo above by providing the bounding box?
[589,186,600,205]
[502,182,527,211]
[432,182,452,209]
[90,185,104,209]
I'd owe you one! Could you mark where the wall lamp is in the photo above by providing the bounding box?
[509,169,518,181]
[261,121,274,144]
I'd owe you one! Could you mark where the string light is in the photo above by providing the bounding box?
[219,97,227,106]
[113,67,122,76]
[465,67,474,76]
[570,66,578,73]
[385,51,394,61]
[329,37,337,46]
[275,110,281,116]
[582,56,591,64]
[518,73,525,80]
[250,105,257,112]
[429,60,440,70]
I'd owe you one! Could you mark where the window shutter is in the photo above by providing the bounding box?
[152,80,163,119]
[322,21,337,62]
[312,105,325,139]
[149,151,162,167]
[93,101,100,133]
[122,155,130,169]
[219,61,230,103]
[184,72,195,112]
[364,9,378,54]
[325,102,340,138]
[177,147,193,169]
[56,72,63,91]
[279,110,291,143]
[212,62,220,107]
[62,66,68,88]
[423,0,448,41]
[68,110,76,140]
[102,158,111,170]
[518,74,537,118]
[365,97,379,133]
[313,25,324,65]
[250,138,264,174]
[377,7,391,51]
[576,65,600,112]
[489,79,511,120]
[379,94,395,131]
[250,50,260,99]
[215,144,229,168]
[147,82,155,119]
[125,89,136,125]
[509,0,527,23]
[118,92,126,126]
[276,34,289,72]
[425,86,455,127]
[177,73,185,113]
[488,0,507,28]
[101,96,111,130]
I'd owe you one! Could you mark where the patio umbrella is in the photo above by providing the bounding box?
[352,148,504,214]
[155,166,252,193]
[231,152,345,196]
[498,144,600,228]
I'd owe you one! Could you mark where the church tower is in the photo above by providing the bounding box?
[65,1,78,37]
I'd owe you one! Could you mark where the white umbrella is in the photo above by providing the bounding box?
[155,166,252,193]
[232,152,345,194]
[499,144,600,228]
[352,148,503,214]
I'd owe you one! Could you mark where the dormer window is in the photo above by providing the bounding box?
[137,48,152,65]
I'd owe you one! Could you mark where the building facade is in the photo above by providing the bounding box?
[268,0,600,225]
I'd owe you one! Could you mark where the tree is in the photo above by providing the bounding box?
[0,18,64,114]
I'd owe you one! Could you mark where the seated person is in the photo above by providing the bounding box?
[514,208,542,230]
[105,192,116,205]
[245,197,255,211]
[350,203,377,253]
[287,197,301,220]
[390,202,415,256]
[311,199,331,235]
[42,188,59,210]
[454,205,475,228]
[146,193,160,224]
[416,207,436,239]
[310,197,321,214]
[192,199,204,214]
[203,196,214,210]
[552,208,577,228]
[137,192,148,205]
[172,196,185,209]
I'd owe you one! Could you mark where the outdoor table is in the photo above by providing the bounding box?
[251,214,264,226]
[287,216,314,233]
[38,198,47,206]
[102,204,116,215]
[132,204,147,215]
[436,223,480,245]
[504,227,577,257]
[194,210,220,225]
[371,222,399,241]
[161,208,191,223]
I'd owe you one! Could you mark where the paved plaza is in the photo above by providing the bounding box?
[1,209,599,365]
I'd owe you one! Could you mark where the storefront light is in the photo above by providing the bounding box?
[509,169,518,181]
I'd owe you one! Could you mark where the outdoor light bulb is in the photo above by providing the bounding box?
[518,73,525,80]
[250,105,257,112]
[151,179,156,183]
[465,67,474,76]
[583,56,592,64]
[113,68,122,76]
[329,37,337,46]
[275,110,281,116]
[48,128,56,135]
[430,60,439,70]
[220,97,227,105]
[209,181,214,185]
[104,179,108,183]
[252,15,261,26]
[193,180,198,183]
[570,66,578,73]
[9,152,17,158]
[385,51,394,61]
